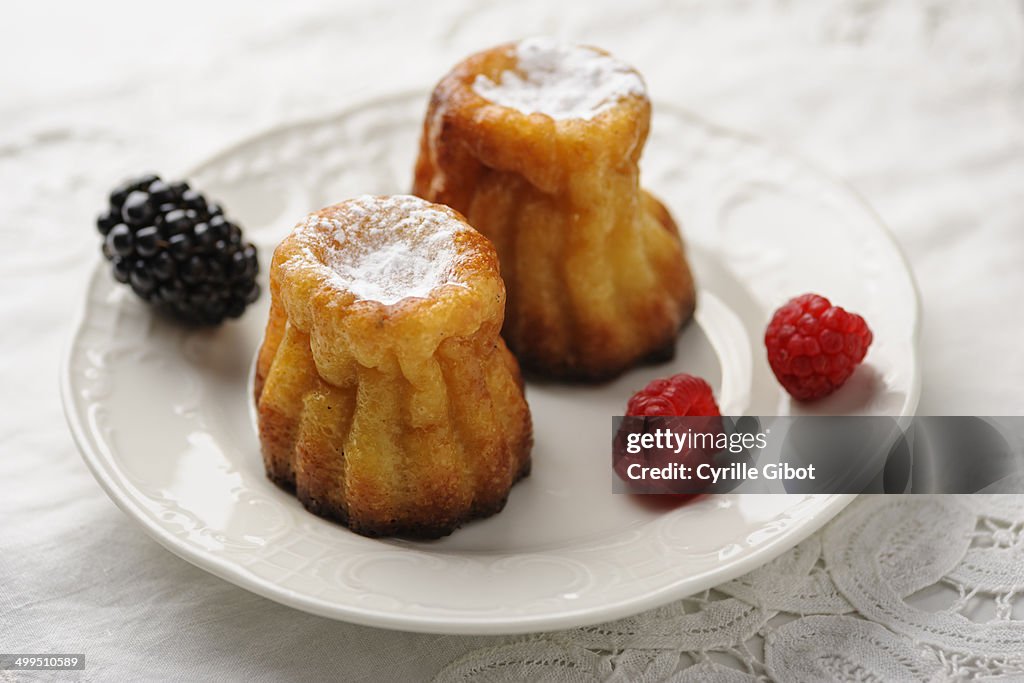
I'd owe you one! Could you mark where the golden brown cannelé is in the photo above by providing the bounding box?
[414,38,696,381]
[255,195,532,538]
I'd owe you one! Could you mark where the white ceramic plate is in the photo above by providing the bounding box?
[62,93,921,635]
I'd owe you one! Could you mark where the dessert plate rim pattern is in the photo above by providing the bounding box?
[61,91,921,634]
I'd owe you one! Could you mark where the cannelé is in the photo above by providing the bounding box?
[414,38,696,381]
[255,195,532,538]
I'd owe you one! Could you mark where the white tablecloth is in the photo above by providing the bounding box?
[3,1,1023,680]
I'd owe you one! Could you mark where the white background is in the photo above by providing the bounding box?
[2,0,1023,680]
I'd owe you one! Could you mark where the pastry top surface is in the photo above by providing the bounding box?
[293,194,469,305]
[419,40,653,203]
[270,196,505,373]
[471,37,646,120]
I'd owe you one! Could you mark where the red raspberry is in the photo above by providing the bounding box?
[764,293,873,401]
[618,373,721,496]
[626,373,721,416]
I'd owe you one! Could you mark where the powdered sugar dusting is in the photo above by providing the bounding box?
[471,37,646,120]
[299,195,468,305]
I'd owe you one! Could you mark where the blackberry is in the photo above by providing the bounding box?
[96,173,260,326]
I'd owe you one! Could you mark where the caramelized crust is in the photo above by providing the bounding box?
[255,196,532,538]
[413,42,696,381]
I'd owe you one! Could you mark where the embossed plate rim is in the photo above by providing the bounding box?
[62,91,920,634]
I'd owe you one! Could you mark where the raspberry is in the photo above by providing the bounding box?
[618,373,721,496]
[764,293,873,401]
[626,373,721,417]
